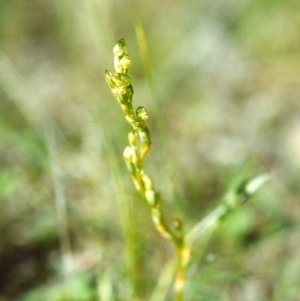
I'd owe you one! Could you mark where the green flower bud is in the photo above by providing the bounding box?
[123,146,137,173]
[113,39,127,57]
[142,174,154,190]
[136,106,149,120]
[119,55,132,70]
[114,55,132,73]
[145,189,157,206]
[111,73,131,87]
[151,207,162,224]
[123,144,140,167]
[138,127,151,144]
[123,146,133,163]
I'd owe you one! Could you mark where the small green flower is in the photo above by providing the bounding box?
[115,54,132,73]
[136,106,149,121]
[113,38,127,57]
[111,73,131,88]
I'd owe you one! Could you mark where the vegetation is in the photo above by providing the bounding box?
[0,1,300,300]
[105,38,271,300]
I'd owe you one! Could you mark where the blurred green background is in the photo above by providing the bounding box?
[0,0,300,300]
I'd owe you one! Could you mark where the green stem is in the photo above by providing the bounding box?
[106,38,191,300]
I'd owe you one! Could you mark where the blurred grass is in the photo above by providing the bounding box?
[0,0,300,300]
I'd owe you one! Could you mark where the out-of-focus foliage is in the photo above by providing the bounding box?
[0,0,300,300]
